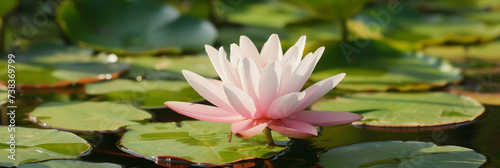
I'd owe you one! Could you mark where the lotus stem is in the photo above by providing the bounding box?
[264,127,275,146]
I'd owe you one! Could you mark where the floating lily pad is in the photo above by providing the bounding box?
[28,101,151,132]
[0,0,17,17]
[125,55,218,80]
[85,79,203,108]
[0,127,91,167]
[312,92,485,127]
[52,62,129,81]
[423,41,500,63]
[319,141,486,168]
[226,1,309,28]
[57,0,217,54]
[120,121,288,165]
[354,5,500,46]
[18,160,123,168]
[0,59,128,88]
[450,86,500,106]
[311,40,462,91]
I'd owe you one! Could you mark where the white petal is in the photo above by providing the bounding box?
[182,70,232,111]
[281,47,325,94]
[258,61,281,112]
[205,45,223,78]
[296,73,346,111]
[229,43,242,69]
[219,47,241,88]
[240,35,265,66]
[267,92,305,119]
[260,34,283,64]
[223,83,257,119]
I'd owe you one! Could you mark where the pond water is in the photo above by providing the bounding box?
[6,89,499,168]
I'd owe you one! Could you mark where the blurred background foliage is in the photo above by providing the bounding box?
[1,0,499,94]
[1,0,500,167]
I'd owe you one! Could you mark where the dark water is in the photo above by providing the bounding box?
[3,89,500,168]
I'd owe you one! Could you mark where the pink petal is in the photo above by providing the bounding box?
[268,119,317,139]
[223,83,258,119]
[238,57,261,102]
[281,47,325,94]
[231,119,270,139]
[182,70,233,111]
[165,101,245,123]
[205,45,223,78]
[296,73,346,111]
[240,35,265,67]
[260,34,283,64]
[287,111,363,126]
[258,61,281,112]
[267,92,305,119]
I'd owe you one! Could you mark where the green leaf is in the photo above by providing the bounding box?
[311,40,462,91]
[125,55,218,80]
[85,79,203,108]
[52,62,129,81]
[18,160,123,168]
[284,0,368,21]
[226,2,309,28]
[0,0,17,17]
[28,101,152,132]
[120,121,288,165]
[354,5,500,46]
[57,0,217,54]
[311,92,485,127]
[319,141,486,168]
[0,60,128,87]
[0,127,91,167]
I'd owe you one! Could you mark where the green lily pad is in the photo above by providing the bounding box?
[0,60,61,86]
[85,79,203,108]
[18,160,123,168]
[57,0,217,54]
[354,5,500,46]
[284,0,368,21]
[311,92,485,127]
[0,0,17,17]
[0,127,91,167]
[28,101,151,132]
[120,121,288,165]
[311,40,462,91]
[226,1,309,28]
[52,62,129,81]
[319,141,486,168]
[0,59,128,88]
[423,41,500,63]
[125,55,218,80]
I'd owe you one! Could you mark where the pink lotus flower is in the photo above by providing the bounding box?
[165,34,362,139]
